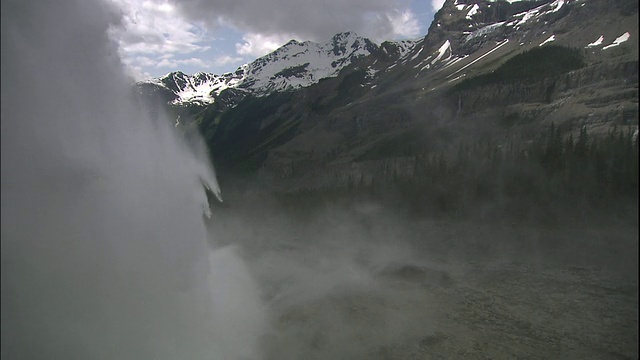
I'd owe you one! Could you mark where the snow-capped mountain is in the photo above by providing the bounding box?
[381,0,610,77]
[140,0,636,109]
[350,0,637,97]
[192,0,636,188]
[140,32,381,106]
[144,71,244,106]
[136,0,637,194]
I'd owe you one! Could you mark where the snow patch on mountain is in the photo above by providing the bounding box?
[432,40,452,65]
[391,39,421,63]
[447,39,509,79]
[539,34,556,46]
[466,4,480,19]
[505,0,568,28]
[602,32,630,50]
[549,0,565,13]
[586,35,604,48]
[465,22,505,42]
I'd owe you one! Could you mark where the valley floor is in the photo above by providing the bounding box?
[267,252,638,359]
[208,202,639,360]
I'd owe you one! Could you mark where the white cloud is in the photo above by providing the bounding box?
[125,64,153,81]
[109,0,212,55]
[117,40,209,55]
[387,9,421,38]
[430,0,446,12]
[107,0,215,76]
[131,55,158,67]
[156,57,210,68]
[214,55,245,67]
[235,33,297,57]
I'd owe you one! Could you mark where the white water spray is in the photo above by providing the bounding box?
[1,0,265,359]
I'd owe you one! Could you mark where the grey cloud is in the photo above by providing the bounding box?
[172,0,417,42]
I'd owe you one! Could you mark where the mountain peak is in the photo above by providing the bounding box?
[331,31,357,40]
[140,31,380,105]
[284,39,302,46]
[140,0,636,108]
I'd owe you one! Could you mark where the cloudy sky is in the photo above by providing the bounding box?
[108,0,447,80]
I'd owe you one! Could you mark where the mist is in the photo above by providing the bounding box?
[1,0,264,359]
[2,0,638,359]
[206,191,638,359]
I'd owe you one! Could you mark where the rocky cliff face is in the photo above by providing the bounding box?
[453,60,638,128]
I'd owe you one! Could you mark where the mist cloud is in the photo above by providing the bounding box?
[1,0,264,358]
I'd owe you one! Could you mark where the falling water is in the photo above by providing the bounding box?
[1,0,265,359]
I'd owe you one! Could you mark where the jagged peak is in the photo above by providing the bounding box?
[159,71,187,80]
[332,31,357,40]
[140,30,381,105]
[283,39,302,47]
[142,0,573,106]
[193,71,212,77]
[330,31,373,48]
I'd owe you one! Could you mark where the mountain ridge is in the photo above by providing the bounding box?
[139,31,405,106]
[136,0,638,195]
[139,0,637,108]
